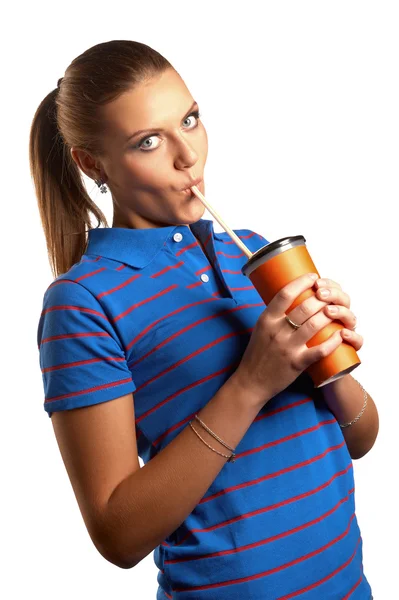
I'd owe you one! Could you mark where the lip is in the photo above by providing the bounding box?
[182,188,196,198]
[179,177,203,193]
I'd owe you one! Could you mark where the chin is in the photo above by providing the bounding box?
[187,202,206,222]
[172,194,206,226]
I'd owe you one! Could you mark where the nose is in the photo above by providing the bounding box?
[173,134,198,170]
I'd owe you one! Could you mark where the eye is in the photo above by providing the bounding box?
[138,136,161,151]
[136,110,201,152]
[182,110,201,129]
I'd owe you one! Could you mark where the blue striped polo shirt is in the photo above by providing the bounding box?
[37,218,372,599]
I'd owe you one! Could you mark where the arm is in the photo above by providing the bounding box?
[320,374,379,459]
[43,281,268,570]
[99,373,265,569]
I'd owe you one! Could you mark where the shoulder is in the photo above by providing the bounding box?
[37,275,109,351]
[41,253,116,308]
[41,276,99,312]
[216,228,270,254]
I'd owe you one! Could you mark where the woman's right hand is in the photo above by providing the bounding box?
[232,273,344,408]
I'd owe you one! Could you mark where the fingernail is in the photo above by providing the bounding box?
[319,289,330,297]
[328,306,338,314]
[342,330,351,337]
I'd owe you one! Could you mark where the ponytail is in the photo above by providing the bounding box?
[29,88,107,278]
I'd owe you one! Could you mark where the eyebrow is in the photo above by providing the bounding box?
[125,100,198,143]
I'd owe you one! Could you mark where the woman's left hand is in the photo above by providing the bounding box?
[314,278,364,351]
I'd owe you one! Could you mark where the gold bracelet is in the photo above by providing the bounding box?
[338,378,368,428]
[189,422,236,463]
[194,414,235,452]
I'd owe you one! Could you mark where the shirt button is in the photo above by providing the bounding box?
[173,233,183,242]
[200,274,209,283]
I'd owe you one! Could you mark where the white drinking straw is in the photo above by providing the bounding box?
[190,185,253,259]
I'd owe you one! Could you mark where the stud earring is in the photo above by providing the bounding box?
[95,178,108,194]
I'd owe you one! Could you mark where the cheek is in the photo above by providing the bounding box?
[122,155,163,188]
[199,126,208,159]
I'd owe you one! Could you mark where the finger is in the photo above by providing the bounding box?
[341,329,364,350]
[324,305,357,330]
[293,307,333,345]
[287,292,332,326]
[300,330,344,371]
[267,273,319,318]
[316,286,350,308]
[315,278,341,290]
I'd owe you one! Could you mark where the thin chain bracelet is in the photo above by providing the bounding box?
[194,414,235,452]
[189,422,236,463]
[338,378,368,428]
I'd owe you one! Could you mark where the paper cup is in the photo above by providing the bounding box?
[242,235,360,387]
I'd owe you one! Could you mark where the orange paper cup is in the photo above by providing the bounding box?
[242,235,360,387]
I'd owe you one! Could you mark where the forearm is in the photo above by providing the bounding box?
[99,373,265,569]
[320,373,379,459]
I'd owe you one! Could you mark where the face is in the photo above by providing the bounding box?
[71,68,208,229]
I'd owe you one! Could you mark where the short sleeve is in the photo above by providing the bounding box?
[239,229,270,254]
[37,280,136,418]
[253,232,270,250]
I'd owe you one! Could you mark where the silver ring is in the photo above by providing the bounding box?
[285,315,301,330]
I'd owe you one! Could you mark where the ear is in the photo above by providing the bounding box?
[70,147,105,182]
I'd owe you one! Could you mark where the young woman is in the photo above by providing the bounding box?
[30,40,378,599]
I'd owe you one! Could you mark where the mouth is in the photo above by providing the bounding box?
[181,179,203,196]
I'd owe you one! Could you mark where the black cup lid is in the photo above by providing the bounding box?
[246,235,306,265]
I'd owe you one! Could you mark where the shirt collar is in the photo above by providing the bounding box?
[85,218,224,269]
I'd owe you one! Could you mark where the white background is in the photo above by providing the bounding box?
[2,1,397,598]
